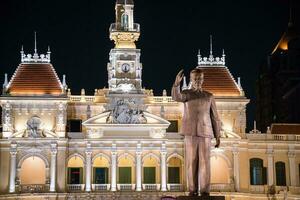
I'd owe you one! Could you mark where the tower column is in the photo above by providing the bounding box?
[160,151,167,191]
[9,143,17,193]
[111,150,117,191]
[136,150,142,191]
[232,148,240,191]
[267,148,274,186]
[49,143,57,192]
[85,150,92,192]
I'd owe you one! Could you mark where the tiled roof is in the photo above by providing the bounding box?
[7,63,63,96]
[199,66,242,97]
[271,123,300,135]
[116,0,134,5]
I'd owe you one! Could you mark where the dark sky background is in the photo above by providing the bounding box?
[0,0,299,132]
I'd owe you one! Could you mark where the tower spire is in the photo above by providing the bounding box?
[210,35,213,56]
[34,31,37,54]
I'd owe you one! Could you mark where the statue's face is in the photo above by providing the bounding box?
[190,72,204,90]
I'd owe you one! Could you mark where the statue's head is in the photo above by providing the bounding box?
[190,68,204,91]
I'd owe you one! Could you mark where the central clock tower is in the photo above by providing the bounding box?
[105,0,147,124]
[107,0,142,94]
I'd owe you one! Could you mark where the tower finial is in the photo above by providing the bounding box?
[34,31,37,54]
[20,45,25,62]
[210,35,213,56]
[197,49,202,65]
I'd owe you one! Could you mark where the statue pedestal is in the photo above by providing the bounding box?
[176,196,225,200]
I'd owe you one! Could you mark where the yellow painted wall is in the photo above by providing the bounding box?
[67,156,84,167]
[0,150,10,192]
[210,156,230,183]
[239,152,250,192]
[57,148,67,192]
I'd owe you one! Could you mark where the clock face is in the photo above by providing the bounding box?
[121,63,130,73]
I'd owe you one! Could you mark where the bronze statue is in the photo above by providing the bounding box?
[171,68,221,196]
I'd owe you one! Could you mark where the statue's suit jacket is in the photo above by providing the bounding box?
[171,85,221,138]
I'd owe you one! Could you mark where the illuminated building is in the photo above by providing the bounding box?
[0,0,299,199]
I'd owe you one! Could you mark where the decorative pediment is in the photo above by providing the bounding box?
[82,111,170,139]
[83,111,170,127]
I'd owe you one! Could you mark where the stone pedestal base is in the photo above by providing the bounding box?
[176,196,225,200]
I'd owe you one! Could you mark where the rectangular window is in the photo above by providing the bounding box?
[68,167,83,184]
[168,167,180,184]
[93,167,109,184]
[119,167,131,184]
[67,119,82,132]
[143,167,156,184]
[167,120,178,132]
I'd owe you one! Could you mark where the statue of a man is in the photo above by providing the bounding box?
[171,68,221,196]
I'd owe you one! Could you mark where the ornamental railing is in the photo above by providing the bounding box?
[117,184,136,191]
[142,184,160,191]
[67,184,85,192]
[210,183,234,192]
[167,184,183,191]
[148,97,175,104]
[92,184,110,191]
[69,95,95,103]
[110,23,140,32]
[247,134,300,141]
[19,184,49,193]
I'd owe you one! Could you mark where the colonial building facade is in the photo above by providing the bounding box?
[0,0,299,199]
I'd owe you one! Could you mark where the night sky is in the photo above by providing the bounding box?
[0,0,299,132]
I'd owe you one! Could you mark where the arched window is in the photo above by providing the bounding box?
[275,161,286,186]
[250,158,265,185]
[121,13,129,30]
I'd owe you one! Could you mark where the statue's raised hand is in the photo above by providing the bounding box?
[174,69,184,87]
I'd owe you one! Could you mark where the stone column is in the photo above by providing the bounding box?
[111,150,117,191]
[267,148,274,186]
[85,150,92,192]
[49,143,57,192]
[232,148,240,192]
[136,150,142,191]
[288,151,297,186]
[160,151,167,191]
[9,143,17,193]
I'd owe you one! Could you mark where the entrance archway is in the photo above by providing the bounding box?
[20,156,46,185]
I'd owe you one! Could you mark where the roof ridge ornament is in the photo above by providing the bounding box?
[197,41,226,66]
[20,33,51,63]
